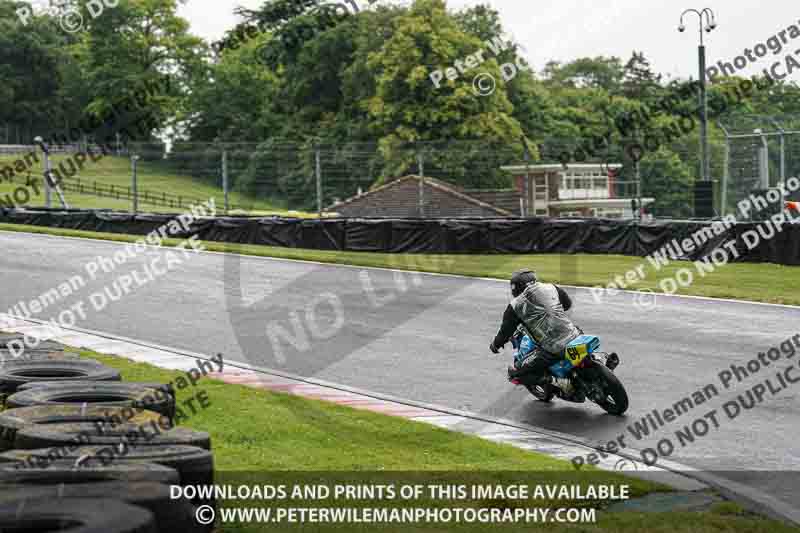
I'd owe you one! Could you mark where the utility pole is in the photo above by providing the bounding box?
[131,154,139,213]
[222,149,230,213]
[417,150,425,217]
[34,136,68,209]
[521,137,531,217]
[315,146,322,218]
[679,8,717,183]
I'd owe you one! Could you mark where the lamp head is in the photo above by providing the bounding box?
[678,24,686,33]
[33,136,43,143]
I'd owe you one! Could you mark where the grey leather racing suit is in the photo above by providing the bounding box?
[492,282,580,383]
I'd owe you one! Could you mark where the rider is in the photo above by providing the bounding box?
[489,269,580,385]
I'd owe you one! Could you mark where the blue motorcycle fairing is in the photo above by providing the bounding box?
[513,334,601,379]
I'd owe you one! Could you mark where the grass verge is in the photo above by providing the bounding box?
[26,347,794,532]
[1,222,799,306]
[0,154,311,215]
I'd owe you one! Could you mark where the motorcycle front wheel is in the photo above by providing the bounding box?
[526,381,555,402]
[591,364,629,415]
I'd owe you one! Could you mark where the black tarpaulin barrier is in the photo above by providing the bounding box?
[255,218,303,248]
[390,220,445,253]
[734,221,798,265]
[198,217,258,244]
[572,219,634,256]
[345,219,392,252]
[538,220,589,254]
[301,219,345,251]
[488,219,544,253]
[442,220,491,253]
[784,224,800,266]
[127,213,183,237]
[93,212,138,234]
[1,209,799,265]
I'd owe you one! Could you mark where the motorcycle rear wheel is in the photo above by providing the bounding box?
[592,364,629,415]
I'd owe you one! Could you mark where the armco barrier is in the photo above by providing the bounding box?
[0,208,798,265]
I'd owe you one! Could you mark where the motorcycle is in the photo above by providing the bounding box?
[509,330,629,415]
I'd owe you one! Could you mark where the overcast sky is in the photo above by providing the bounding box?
[180,0,800,82]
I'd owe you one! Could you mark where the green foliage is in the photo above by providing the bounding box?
[544,56,625,93]
[4,0,799,216]
[0,1,86,138]
[639,147,693,218]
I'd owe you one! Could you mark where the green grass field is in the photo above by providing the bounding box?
[0,152,311,215]
[51,348,797,532]
[0,222,798,306]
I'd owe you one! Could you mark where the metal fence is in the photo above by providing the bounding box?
[720,116,800,215]
[2,128,797,219]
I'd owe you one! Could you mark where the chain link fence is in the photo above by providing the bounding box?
[720,116,800,217]
[1,126,797,218]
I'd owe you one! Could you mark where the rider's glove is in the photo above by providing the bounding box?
[489,341,500,354]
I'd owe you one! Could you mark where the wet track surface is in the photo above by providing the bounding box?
[1,231,799,508]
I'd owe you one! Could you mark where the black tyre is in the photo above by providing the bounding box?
[525,381,555,402]
[0,405,168,451]
[0,360,121,394]
[0,445,214,487]
[0,482,201,533]
[591,364,629,415]
[0,498,157,533]
[14,423,210,451]
[0,333,63,351]
[6,383,175,419]
[18,380,176,400]
[0,461,180,485]
[2,350,81,362]
[0,333,24,348]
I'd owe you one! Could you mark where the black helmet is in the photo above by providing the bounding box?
[510,269,537,297]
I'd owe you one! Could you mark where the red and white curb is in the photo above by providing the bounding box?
[0,314,703,486]
[18,314,800,525]
[10,316,800,524]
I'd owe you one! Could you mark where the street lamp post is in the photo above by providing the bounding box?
[628,144,643,221]
[679,8,717,184]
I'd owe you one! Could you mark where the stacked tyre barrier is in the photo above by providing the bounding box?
[0,333,213,532]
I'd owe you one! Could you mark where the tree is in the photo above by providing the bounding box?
[639,146,693,218]
[72,0,202,142]
[543,57,625,93]
[0,0,87,141]
[364,0,526,183]
[622,51,662,103]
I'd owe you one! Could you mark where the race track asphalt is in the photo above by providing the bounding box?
[1,230,798,509]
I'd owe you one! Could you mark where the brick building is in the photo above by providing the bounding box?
[327,175,514,218]
[501,163,654,218]
[328,164,653,218]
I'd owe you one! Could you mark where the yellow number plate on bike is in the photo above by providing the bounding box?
[565,344,588,365]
